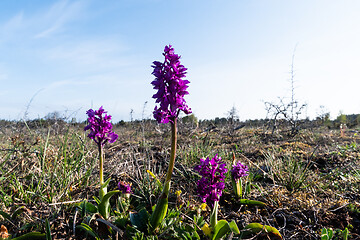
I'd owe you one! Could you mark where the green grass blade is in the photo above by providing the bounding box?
[76,223,100,240]
[45,218,52,240]
[11,232,46,240]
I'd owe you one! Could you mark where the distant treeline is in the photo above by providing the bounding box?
[1,112,359,131]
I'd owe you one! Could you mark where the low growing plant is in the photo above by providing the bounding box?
[230,157,249,199]
[84,106,120,219]
[264,151,311,192]
[321,227,349,240]
[194,154,240,239]
[230,154,265,207]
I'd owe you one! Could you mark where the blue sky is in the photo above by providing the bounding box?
[0,0,360,121]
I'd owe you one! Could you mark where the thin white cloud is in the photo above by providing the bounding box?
[34,0,86,38]
[0,12,24,42]
[44,38,132,71]
[2,12,23,32]
[0,0,86,43]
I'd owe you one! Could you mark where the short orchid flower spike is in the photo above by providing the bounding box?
[194,154,228,208]
[84,106,118,146]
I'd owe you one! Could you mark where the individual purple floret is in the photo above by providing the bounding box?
[84,106,118,146]
[151,45,192,124]
[194,154,228,207]
[231,162,249,181]
[118,181,132,194]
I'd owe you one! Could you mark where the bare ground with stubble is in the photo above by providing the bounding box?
[0,119,359,239]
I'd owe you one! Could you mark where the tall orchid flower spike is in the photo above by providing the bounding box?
[151,45,191,124]
[84,106,119,219]
[150,45,191,230]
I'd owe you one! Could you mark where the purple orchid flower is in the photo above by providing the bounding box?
[194,154,228,207]
[151,45,191,123]
[231,161,249,181]
[118,181,132,194]
[84,106,118,146]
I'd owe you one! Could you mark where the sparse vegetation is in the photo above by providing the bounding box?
[0,116,360,239]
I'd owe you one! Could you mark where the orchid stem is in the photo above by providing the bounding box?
[98,144,106,200]
[210,201,219,229]
[165,118,177,187]
[232,178,243,198]
[150,118,177,230]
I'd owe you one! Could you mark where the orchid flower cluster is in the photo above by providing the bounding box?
[196,154,275,239]
[193,155,270,239]
[118,181,132,194]
[118,181,132,213]
[85,106,120,219]
[231,161,249,198]
[84,107,118,147]
[84,106,118,195]
[118,181,132,201]
[151,45,191,123]
[194,154,227,207]
[194,154,240,238]
[231,161,249,180]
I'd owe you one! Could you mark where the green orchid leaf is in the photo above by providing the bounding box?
[212,219,230,240]
[85,201,98,213]
[263,224,282,238]
[239,199,266,207]
[244,222,266,232]
[328,229,333,239]
[78,199,98,215]
[150,194,168,231]
[320,228,327,240]
[101,178,111,190]
[99,178,112,200]
[244,223,282,239]
[129,208,150,233]
[98,190,120,219]
[228,220,240,234]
